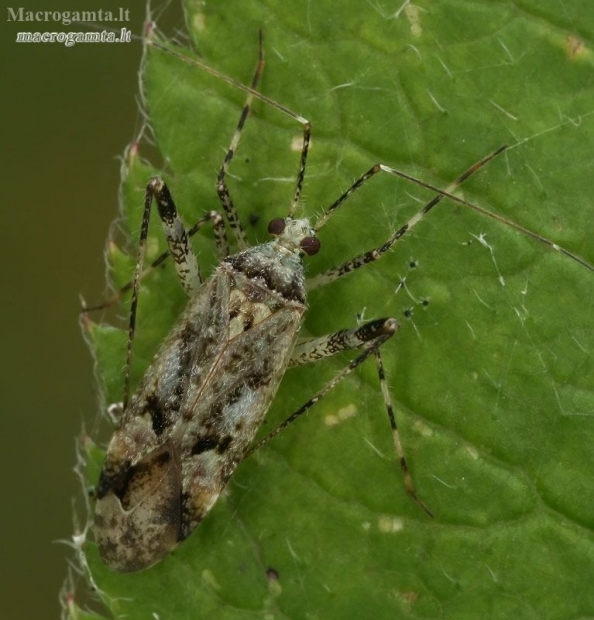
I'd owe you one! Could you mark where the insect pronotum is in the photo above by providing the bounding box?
[87,26,594,573]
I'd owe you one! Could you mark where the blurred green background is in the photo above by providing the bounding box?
[1,2,181,617]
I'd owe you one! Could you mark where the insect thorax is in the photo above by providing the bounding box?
[224,242,307,305]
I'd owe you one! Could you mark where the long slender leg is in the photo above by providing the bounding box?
[148,35,312,219]
[288,318,433,516]
[249,319,397,453]
[374,348,432,516]
[216,31,265,249]
[81,209,228,313]
[146,178,201,295]
[248,318,432,516]
[122,177,200,408]
[308,147,505,290]
[309,145,593,290]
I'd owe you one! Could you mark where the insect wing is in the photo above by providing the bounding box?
[95,265,304,571]
[94,441,181,572]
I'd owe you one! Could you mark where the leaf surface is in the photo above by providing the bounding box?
[83,1,594,618]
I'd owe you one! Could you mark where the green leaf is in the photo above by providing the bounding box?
[83,0,594,618]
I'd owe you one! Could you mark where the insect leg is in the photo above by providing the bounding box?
[249,319,432,514]
[216,31,265,250]
[309,145,593,290]
[308,147,505,290]
[248,318,399,454]
[287,318,433,516]
[249,318,397,453]
[213,31,311,222]
[373,347,433,516]
[122,178,202,408]
[147,36,312,217]
[145,178,201,295]
[289,318,397,367]
[81,209,228,313]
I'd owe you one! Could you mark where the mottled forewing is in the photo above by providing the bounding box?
[94,267,304,571]
[178,267,304,534]
[94,273,232,571]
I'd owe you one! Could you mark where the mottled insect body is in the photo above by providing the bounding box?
[90,29,593,574]
[95,217,317,572]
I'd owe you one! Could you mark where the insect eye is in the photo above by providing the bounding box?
[300,236,321,256]
[267,218,286,235]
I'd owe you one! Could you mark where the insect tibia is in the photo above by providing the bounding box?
[216,34,265,250]
[374,348,434,518]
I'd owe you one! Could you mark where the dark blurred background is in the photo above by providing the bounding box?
[1,2,182,617]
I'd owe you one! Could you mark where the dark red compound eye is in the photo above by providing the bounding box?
[267,218,286,235]
[300,236,321,256]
